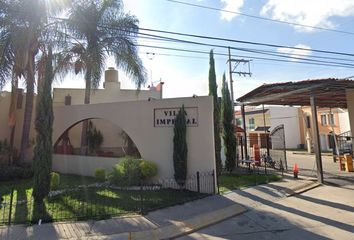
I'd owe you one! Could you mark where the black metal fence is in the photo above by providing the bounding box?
[335,131,353,156]
[0,171,215,226]
[237,139,287,169]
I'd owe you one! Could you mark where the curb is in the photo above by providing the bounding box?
[75,204,246,240]
[286,181,321,197]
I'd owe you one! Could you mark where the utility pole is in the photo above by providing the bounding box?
[228,47,235,114]
[226,47,252,105]
[227,47,252,161]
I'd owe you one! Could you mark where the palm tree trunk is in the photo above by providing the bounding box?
[80,70,91,155]
[19,54,35,163]
[8,70,18,165]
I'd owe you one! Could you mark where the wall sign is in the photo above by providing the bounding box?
[154,107,198,127]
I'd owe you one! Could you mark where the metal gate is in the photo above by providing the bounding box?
[269,124,288,170]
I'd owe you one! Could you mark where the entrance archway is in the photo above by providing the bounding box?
[52,97,216,181]
[54,118,141,158]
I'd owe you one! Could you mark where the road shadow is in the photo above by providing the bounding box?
[235,190,354,233]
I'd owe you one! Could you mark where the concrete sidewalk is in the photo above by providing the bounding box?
[0,175,319,240]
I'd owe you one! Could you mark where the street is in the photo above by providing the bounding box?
[179,152,354,240]
[179,185,354,240]
[286,151,354,188]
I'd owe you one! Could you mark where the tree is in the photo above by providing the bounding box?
[87,121,103,154]
[0,0,69,163]
[173,105,188,187]
[221,74,236,172]
[208,50,222,175]
[66,0,146,155]
[32,47,54,219]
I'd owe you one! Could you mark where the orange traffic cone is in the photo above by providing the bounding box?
[293,164,299,179]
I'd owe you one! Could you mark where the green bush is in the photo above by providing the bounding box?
[109,157,142,186]
[50,172,60,190]
[95,168,106,182]
[140,160,158,179]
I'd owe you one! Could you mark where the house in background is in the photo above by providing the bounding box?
[234,105,351,152]
[299,107,350,152]
[0,89,37,163]
[235,106,302,149]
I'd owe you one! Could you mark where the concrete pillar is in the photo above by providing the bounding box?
[241,104,248,159]
[310,95,324,183]
[346,89,354,139]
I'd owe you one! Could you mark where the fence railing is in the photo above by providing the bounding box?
[0,171,215,226]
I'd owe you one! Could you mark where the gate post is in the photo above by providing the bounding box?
[281,124,288,171]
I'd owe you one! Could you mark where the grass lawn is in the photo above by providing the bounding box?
[219,173,281,194]
[0,174,206,225]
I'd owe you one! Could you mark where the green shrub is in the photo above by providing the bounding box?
[109,157,142,186]
[140,160,158,179]
[50,172,60,190]
[95,168,106,182]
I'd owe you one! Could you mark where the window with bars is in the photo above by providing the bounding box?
[320,114,327,125]
[249,118,255,130]
[328,113,335,125]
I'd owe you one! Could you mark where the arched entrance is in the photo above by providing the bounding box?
[52,97,216,181]
[54,118,141,158]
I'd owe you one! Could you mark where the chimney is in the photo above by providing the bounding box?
[104,67,120,89]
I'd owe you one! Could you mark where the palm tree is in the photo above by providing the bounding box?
[0,0,69,163]
[66,0,146,154]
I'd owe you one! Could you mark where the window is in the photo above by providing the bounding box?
[328,113,335,125]
[320,114,327,125]
[65,95,71,106]
[249,118,255,130]
[305,115,311,128]
[236,118,242,126]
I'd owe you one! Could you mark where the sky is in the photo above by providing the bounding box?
[6,0,354,100]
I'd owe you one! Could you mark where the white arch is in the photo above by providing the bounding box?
[53,97,216,180]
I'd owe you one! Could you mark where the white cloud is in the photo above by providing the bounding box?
[277,44,312,61]
[220,0,244,22]
[261,0,354,32]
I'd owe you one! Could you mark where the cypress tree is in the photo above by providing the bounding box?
[32,47,54,216]
[221,73,236,172]
[208,50,222,175]
[173,105,188,186]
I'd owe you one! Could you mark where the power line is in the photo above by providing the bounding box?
[47,16,354,69]
[135,33,354,68]
[49,16,354,58]
[138,34,354,63]
[138,27,354,57]
[137,44,354,69]
[166,0,354,36]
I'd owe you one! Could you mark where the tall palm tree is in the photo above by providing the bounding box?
[0,0,69,163]
[66,0,146,154]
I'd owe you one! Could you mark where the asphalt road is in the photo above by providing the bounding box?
[179,152,354,240]
[178,184,354,240]
[286,151,354,188]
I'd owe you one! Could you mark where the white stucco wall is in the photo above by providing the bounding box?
[53,82,161,107]
[269,106,301,149]
[338,110,351,133]
[0,91,11,141]
[52,154,122,176]
[52,96,216,187]
[52,73,161,152]
[346,89,354,138]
